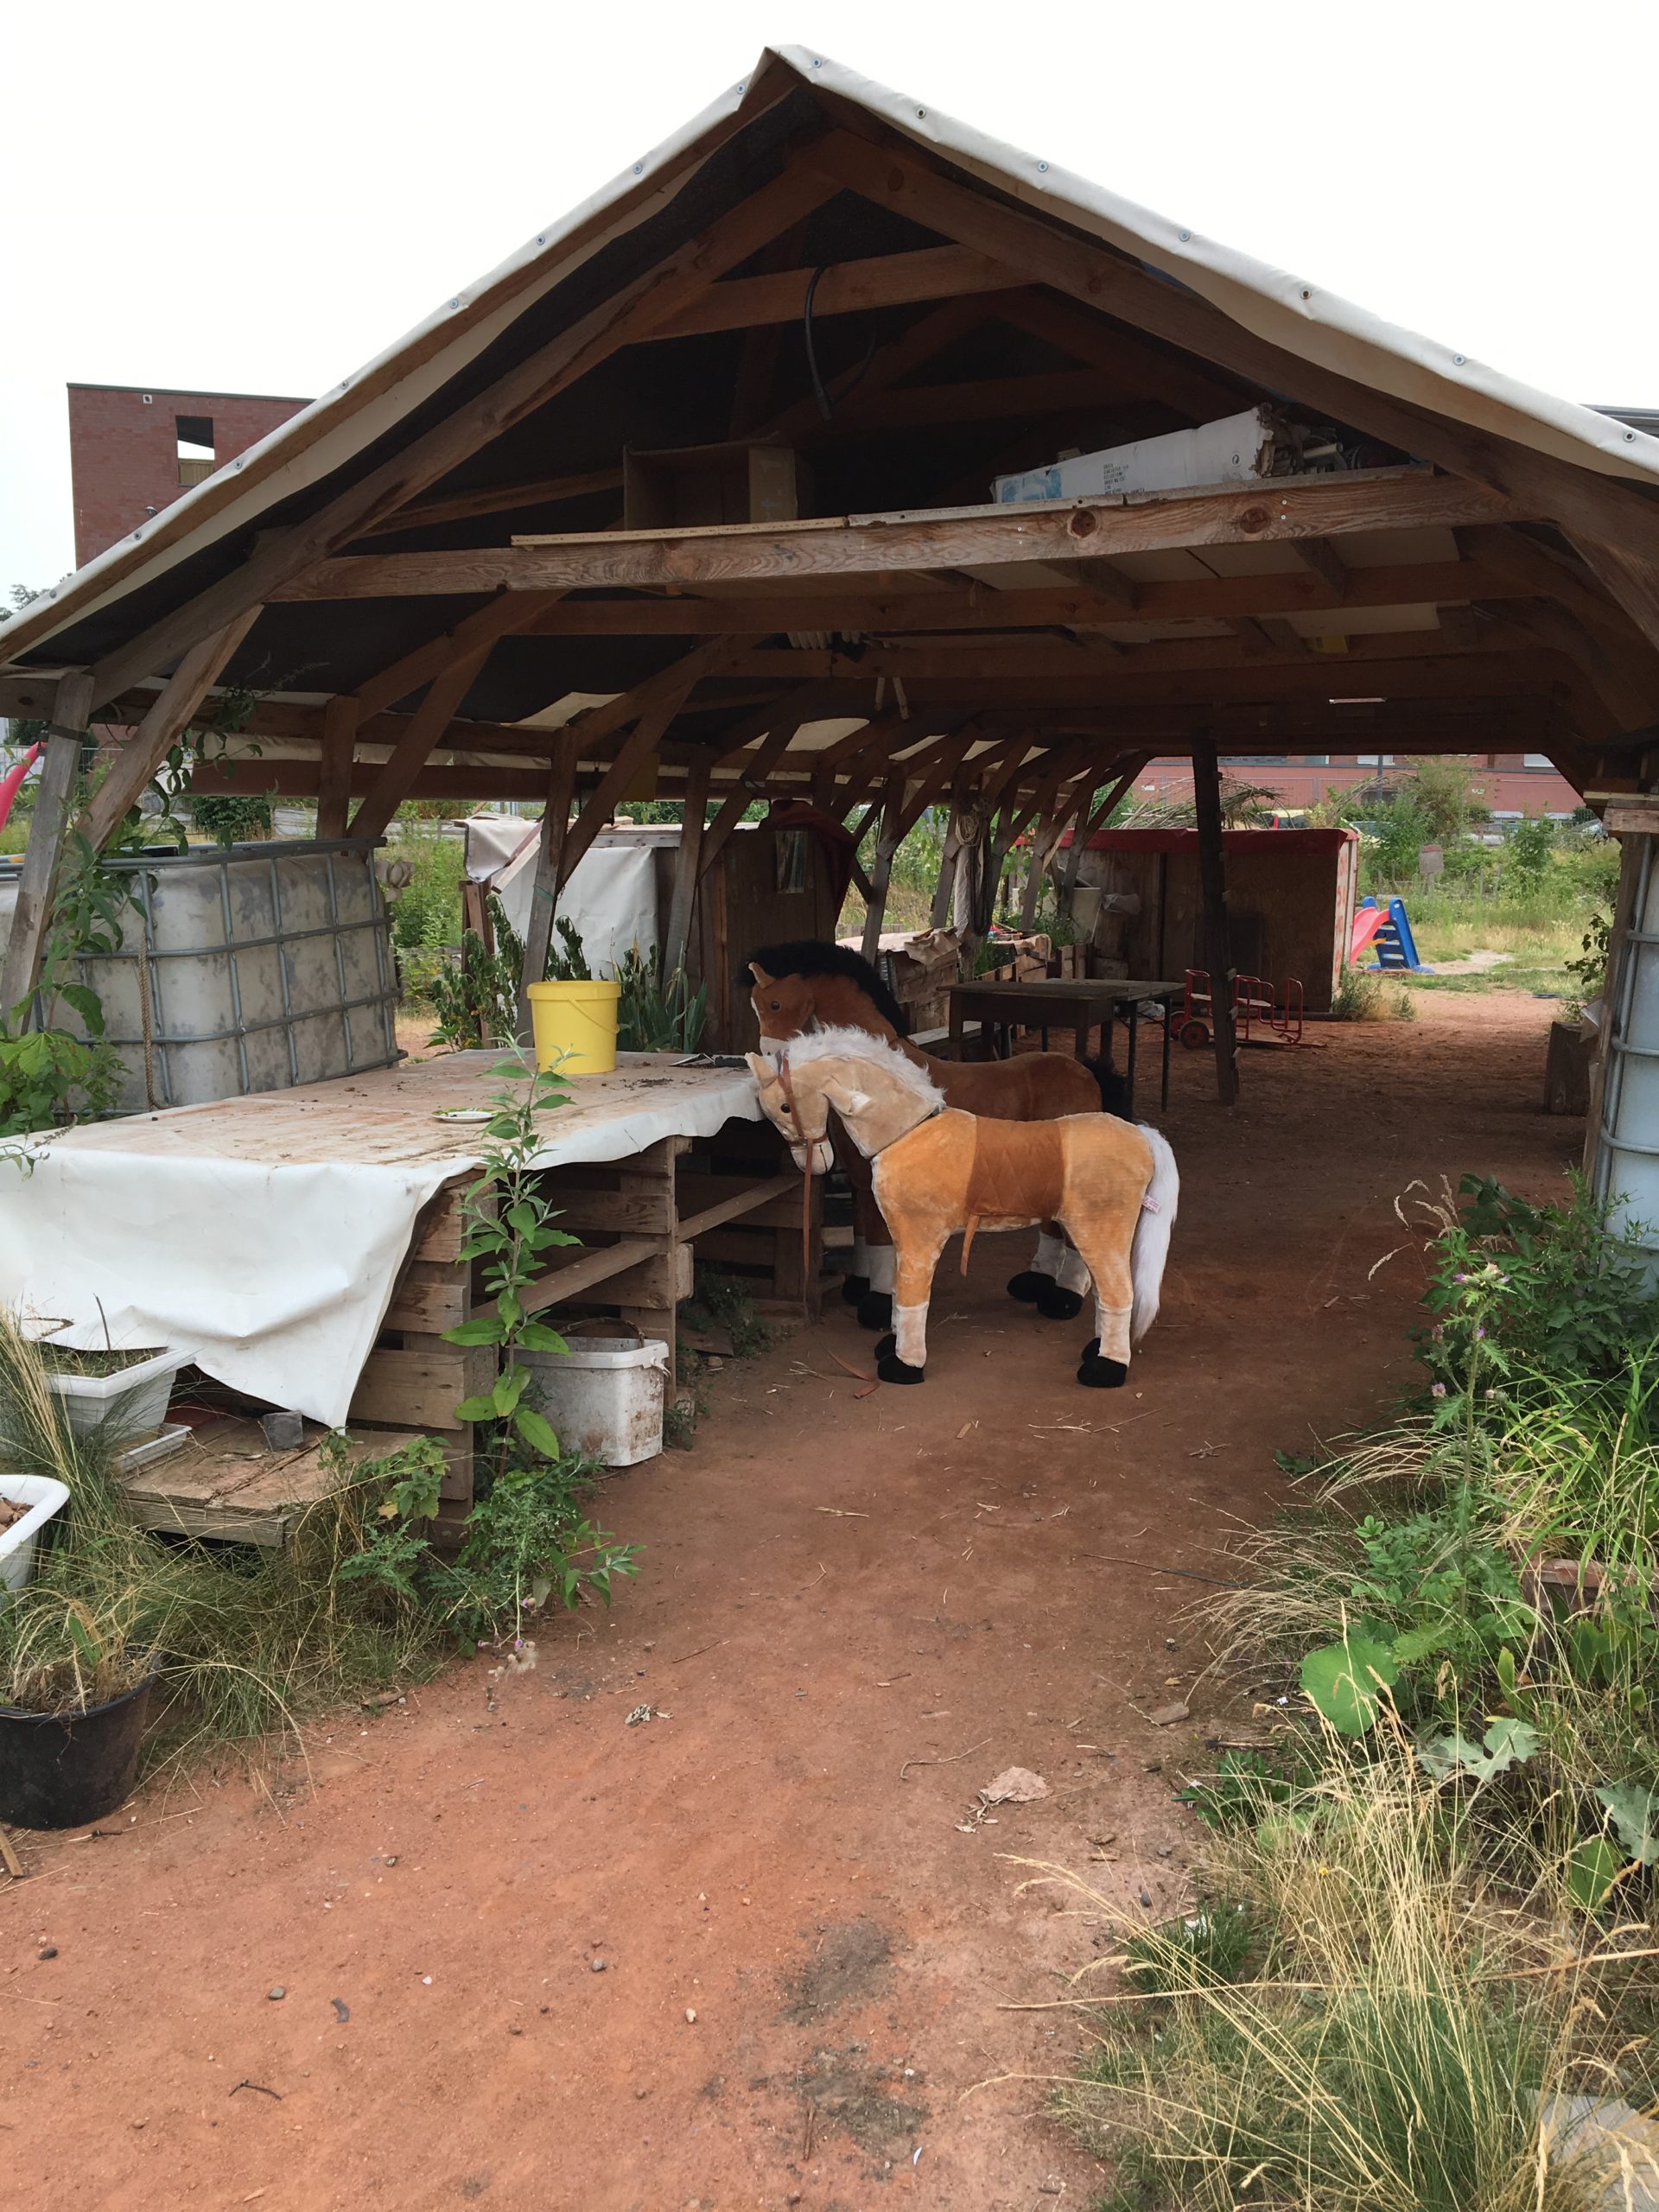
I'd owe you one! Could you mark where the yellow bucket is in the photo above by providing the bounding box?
[525,979,620,1074]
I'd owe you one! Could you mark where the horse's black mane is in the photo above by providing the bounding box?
[742,939,911,1037]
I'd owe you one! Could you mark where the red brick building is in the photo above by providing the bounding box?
[67,384,310,567]
[1134,752,1583,819]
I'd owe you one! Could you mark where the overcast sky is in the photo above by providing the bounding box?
[5,0,1655,599]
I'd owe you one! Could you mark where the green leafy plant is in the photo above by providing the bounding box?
[1300,1623,1398,1734]
[614,946,706,1053]
[1420,1173,1659,1398]
[0,1026,121,1136]
[442,1050,580,1474]
[429,898,523,1051]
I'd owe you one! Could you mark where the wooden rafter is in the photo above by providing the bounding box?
[79,608,264,852]
[359,467,625,538]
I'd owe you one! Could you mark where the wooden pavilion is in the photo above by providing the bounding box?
[7,44,1659,1095]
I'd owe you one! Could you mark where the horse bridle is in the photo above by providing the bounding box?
[776,1052,816,1321]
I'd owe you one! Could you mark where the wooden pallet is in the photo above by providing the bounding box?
[116,1419,384,1547]
[345,1115,817,1507]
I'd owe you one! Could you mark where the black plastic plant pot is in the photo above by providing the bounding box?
[0,1669,156,1830]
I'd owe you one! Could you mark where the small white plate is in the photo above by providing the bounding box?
[432,1108,492,1123]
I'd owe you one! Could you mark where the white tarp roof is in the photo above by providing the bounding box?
[9,43,1659,671]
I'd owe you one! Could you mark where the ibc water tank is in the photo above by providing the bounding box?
[2,839,399,1114]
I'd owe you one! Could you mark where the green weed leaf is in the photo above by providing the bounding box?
[1300,1630,1397,1736]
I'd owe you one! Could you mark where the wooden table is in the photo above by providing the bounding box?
[947,978,1185,1112]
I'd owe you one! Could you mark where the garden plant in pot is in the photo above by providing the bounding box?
[0,1586,156,1829]
[0,1313,160,1827]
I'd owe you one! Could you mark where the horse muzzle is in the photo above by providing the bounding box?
[790,1138,835,1176]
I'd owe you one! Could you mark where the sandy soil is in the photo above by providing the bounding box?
[0,991,1576,2210]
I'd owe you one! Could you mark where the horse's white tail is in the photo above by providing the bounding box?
[1130,1125,1179,1345]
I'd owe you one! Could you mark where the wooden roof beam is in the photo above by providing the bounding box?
[293,470,1519,601]
[643,243,1010,340]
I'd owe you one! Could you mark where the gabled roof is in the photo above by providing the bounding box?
[8,42,1658,684]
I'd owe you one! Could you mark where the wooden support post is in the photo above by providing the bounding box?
[316,693,360,839]
[1,671,95,1018]
[662,752,712,977]
[516,732,580,1039]
[79,608,263,853]
[1191,734,1239,1107]
[859,780,906,963]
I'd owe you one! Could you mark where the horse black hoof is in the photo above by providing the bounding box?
[857,1292,893,1332]
[841,1274,869,1307]
[877,1354,925,1385]
[1077,1353,1129,1389]
[874,1332,896,1362]
[1037,1286,1084,1320]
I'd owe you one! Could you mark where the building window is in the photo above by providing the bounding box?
[1523,753,1552,769]
[175,414,216,486]
[1301,755,1330,766]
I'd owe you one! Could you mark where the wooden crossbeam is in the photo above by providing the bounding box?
[1291,537,1350,601]
[291,471,1518,601]
[696,720,804,880]
[347,643,494,841]
[643,243,1009,340]
[499,556,1524,638]
[715,620,1533,685]
[85,157,841,706]
[79,608,263,852]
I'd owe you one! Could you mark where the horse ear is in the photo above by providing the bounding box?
[747,963,773,986]
[746,1052,782,1090]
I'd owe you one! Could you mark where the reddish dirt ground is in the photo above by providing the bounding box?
[2,992,1578,2210]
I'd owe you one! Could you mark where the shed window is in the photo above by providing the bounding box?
[176,415,216,486]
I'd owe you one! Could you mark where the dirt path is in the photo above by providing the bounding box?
[1,993,1574,2210]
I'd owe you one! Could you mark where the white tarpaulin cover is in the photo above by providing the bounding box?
[464,817,665,977]
[0,1053,759,1427]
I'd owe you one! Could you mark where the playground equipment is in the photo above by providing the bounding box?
[1352,895,1426,971]
[1180,969,1308,1051]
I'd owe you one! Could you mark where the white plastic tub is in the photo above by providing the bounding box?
[0,1475,71,1592]
[518,1337,669,1466]
[45,1348,186,1440]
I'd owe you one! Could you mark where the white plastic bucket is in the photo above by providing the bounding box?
[44,1348,186,1441]
[0,1475,71,1592]
[518,1337,669,1467]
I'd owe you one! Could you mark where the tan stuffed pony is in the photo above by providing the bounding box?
[748,1028,1178,1389]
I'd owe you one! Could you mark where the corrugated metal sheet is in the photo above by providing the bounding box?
[8,43,1658,676]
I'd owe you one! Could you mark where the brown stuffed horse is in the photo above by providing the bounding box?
[747,1028,1178,1388]
[746,941,1127,1331]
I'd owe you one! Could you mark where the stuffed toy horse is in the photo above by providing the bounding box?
[748,1028,1178,1389]
[745,941,1128,1332]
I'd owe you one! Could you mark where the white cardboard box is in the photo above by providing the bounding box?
[994,407,1276,505]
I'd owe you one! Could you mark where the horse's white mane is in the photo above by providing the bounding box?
[779,1026,943,1108]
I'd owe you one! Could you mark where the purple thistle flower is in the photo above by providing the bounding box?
[1431,1382,1447,1398]
[1474,1326,1486,1340]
